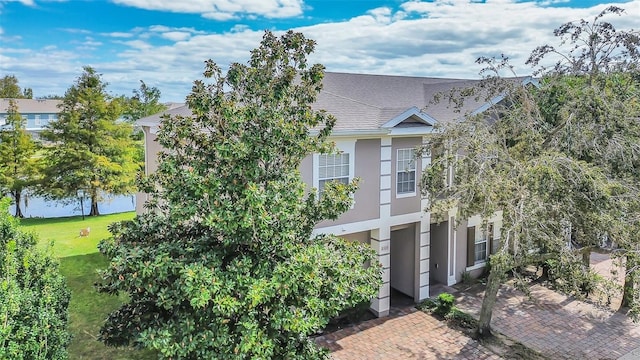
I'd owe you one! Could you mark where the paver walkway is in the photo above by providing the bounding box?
[316,254,640,359]
[315,307,499,359]
[454,256,640,359]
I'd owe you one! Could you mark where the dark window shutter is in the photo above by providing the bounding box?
[488,223,494,255]
[467,226,475,267]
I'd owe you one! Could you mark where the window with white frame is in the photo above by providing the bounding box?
[34,115,41,126]
[318,153,350,194]
[396,148,416,196]
[313,140,355,197]
[48,114,56,122]
[474,232,488,263]
[467,223,493,266]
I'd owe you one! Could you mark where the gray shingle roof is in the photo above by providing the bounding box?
[136,72,527,133]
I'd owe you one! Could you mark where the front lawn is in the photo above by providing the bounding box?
[20,211,135,258]
[60,253,156,360]
[19,212,156,359]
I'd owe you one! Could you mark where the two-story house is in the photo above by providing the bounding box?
[0,98,61,138]
[136,72,521,317]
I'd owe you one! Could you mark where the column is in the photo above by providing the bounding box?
[370,227,391,317]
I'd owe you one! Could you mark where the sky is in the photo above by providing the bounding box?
[0,0,638,102]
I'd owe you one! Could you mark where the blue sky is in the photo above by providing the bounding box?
[0,0,638,102]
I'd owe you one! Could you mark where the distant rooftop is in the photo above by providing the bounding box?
[0,98,62,114]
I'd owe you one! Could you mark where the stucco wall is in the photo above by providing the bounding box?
[341,230,371,245]
[454,219,470,283]
[391,137,422,216]
[316,138,381,228]
[390,224,416,297]
[144,128,162,175]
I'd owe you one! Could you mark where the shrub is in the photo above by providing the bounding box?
[0,198,71,359]
[435,292,456,317]
[417,298,438,311]
[445,308,478,329]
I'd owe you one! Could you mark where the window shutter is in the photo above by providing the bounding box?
[488,223,494,255]
[467,226,475,267]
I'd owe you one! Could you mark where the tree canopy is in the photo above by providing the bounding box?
[0,100,40,218]
[120,80,167,123]
[97,31,381,359]
[0,198,71,359]
[0,75,32,99]
[39,67,140,216]
[422,6,640,336]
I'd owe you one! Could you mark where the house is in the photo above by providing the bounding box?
[0,98,62,138]
[136,72,526,317]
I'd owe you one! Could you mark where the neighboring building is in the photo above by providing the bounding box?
[136,72,531,317]
[0,98,136,217]
[0,98,62,138]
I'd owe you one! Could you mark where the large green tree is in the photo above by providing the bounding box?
[97,31,382,359]
[0,75,32,99]
[422,7,640,337]
[120,80,167,123]
[527,6,640,315]
[0,198,71,359]
[40,67,140,216]
[0,100,40,218]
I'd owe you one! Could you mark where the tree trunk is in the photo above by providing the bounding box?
[12,190,24,218]
[621,256,634,309]
[582,249,591,268]
[89,192,100,216]
[477,263,503,337]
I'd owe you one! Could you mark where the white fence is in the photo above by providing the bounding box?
[6,193,136,218]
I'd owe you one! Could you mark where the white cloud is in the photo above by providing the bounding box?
[103,31,134,38]
[111,0,304,19]
[161,31,192,42]
[2,0,639,102]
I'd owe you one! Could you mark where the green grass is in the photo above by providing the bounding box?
[60,253,156,360]
[19,212,156,360]
[20,212,135,258]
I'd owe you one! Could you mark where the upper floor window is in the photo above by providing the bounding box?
[396,148,416,196]
[318,153,350,194]
[313,140,355,197]
[34,115,41,126]
[48,114,56,122]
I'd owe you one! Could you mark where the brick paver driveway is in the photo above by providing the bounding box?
[315,308,499,359]
[316,254,640,359]
[455,256,640,360]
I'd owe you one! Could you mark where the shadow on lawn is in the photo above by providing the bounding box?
[60,252,156,360]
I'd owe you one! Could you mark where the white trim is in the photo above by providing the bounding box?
[143,128,149,176]
[312,210,426,237]
[310,127,437,137]
[381,106,437,128]
[388,127,435,136]
[312,139,356,195]
[447,211,458,286]
[470,76,540,117]
[396,148,417,198]
[465,262,487,272]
